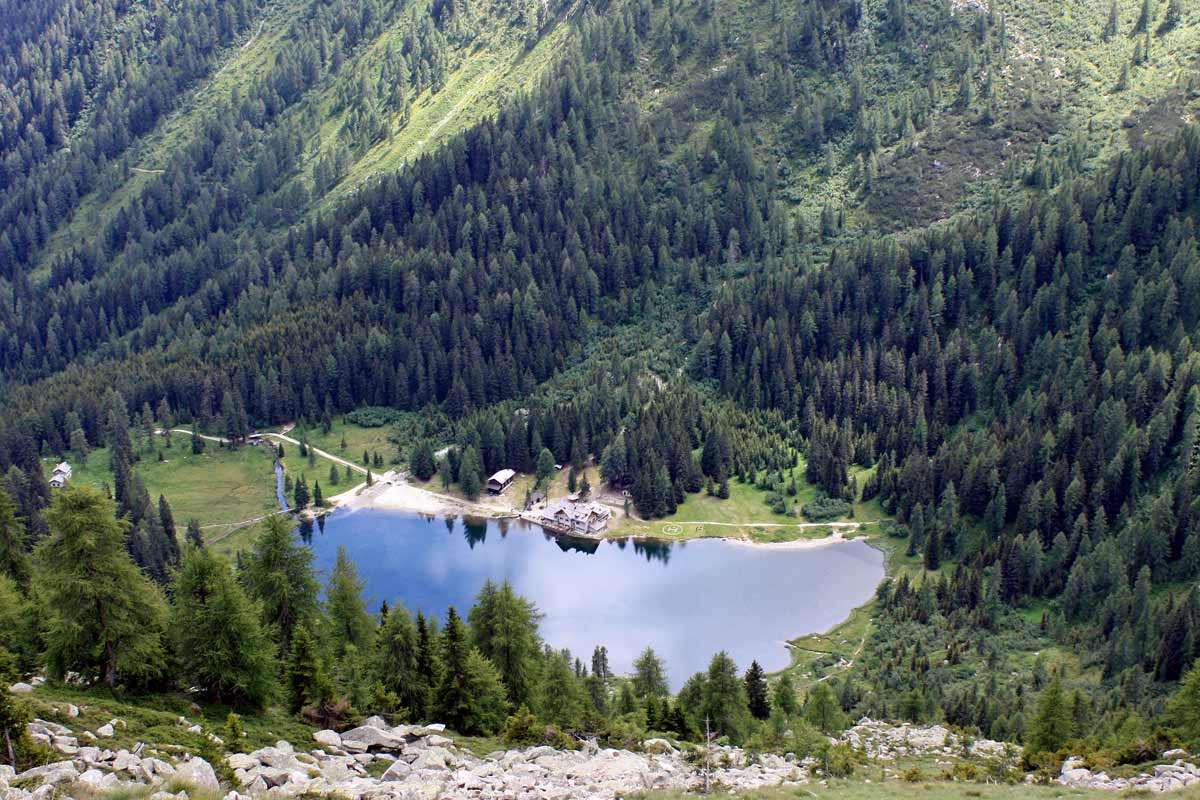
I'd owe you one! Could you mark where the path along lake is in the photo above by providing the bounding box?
[302,508,885,688]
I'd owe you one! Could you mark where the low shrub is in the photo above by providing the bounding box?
[345,407,404,427]
[801,497,852,521]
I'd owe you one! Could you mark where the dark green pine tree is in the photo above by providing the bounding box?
[744,660,770,720]
[458,446,483,499]
[286,625,331,714]
[157,495,180,566]
[436,607,472,727]
[293,475,310,509]
[923,526,941,571]
[185,518,204,548]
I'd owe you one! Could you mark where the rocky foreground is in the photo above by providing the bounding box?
[2,711,1195,798]
[8,714,806,799]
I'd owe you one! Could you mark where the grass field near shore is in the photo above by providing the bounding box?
[41,439,279,536]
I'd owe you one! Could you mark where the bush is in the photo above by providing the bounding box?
[821,743,859,777]
[345,407,404,427]
[501,706,541,747]
[801,497,852,521]
[901,766,925,782]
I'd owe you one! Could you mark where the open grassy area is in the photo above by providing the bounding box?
[21,682,316,759]
[617,457,887,544]
[283,416,406,470]
[42,439,280,557]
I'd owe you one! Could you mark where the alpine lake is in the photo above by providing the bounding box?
[300,507,885,688]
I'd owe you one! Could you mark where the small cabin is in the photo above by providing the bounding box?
[50,461,73,488]
[487,468,516,494]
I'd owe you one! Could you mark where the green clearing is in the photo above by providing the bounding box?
[284,416,407,469]
[620,457,886,544]
[42,439,280,555]
[20,682,317,759]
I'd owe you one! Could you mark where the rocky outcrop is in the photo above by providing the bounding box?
[840,717,1012,761]
[6,715,807,800]
[13,713,1196,798]
[1057,755,1200,792]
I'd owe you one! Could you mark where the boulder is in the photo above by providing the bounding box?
[175,756,220,791]
[226,753,259,771]
[96,723,115,738]
[251,745,304,771]
[360,715,390,729]
[66,705,79,718]
[8,682,33,694]
[75,768,119,791]
[28,719,71,737]
[380,760,412,782]
[643,738,677,755]
[339,724,403,751]
[313,729,341,749]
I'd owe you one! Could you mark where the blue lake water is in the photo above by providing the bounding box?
[303,508,884,688]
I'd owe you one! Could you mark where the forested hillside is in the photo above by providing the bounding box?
[2,0,1200,780]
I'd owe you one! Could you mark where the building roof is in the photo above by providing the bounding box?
[53,462,71,474]
[488,468,516,484]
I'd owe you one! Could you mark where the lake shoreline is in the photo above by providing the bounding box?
[321,472,874,551]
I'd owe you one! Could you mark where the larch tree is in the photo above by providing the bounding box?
[701,651,752,744]
[171,545,278,707]
[35,487,167,687]
[0,488,29,587]
[804,681,844,734]
[241,514,320,651]
[326,546,375,656]
[469,581,543,708]
[1029,672,1072,753]
[632,646,670,698]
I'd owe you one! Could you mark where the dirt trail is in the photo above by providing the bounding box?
[261,431,369,475]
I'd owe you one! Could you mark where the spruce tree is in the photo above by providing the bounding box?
[436,607,509,734]
[185,518,204,548]
[286,625,332,715]
[172,546,278,707]
[376,602,429,719]
[744,660,770,720]
[459,446,484,499]
[35,487,167,687]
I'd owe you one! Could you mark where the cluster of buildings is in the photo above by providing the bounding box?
[538,497,612,537]
[486,469,612,537]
